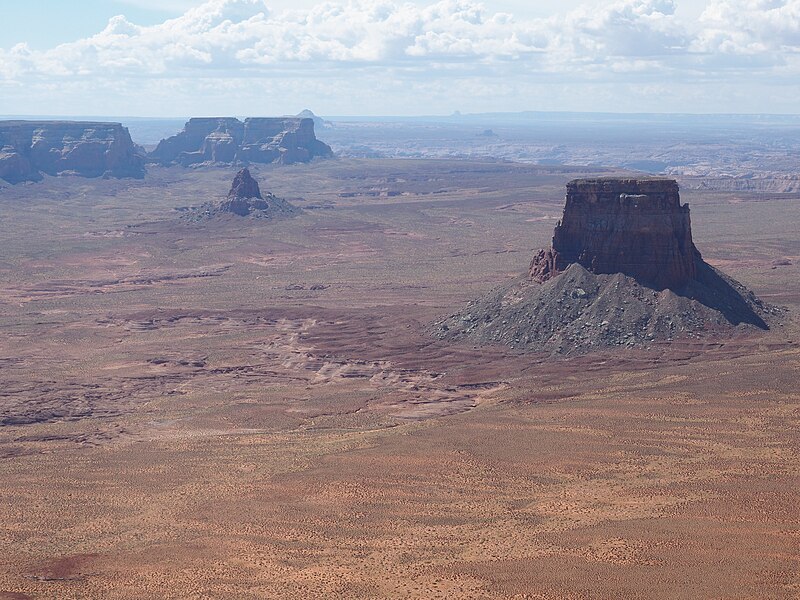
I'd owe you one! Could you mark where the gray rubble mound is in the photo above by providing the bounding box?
[433,261,780,356]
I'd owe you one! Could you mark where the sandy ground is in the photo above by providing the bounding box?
[0,161,798,599]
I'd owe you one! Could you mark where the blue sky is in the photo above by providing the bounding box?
[1,0,798,117]
[2,1,183,49]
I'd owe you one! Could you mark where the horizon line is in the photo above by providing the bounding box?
[3,110,800,121]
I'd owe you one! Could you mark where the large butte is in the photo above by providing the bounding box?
[434,177,780,355]
[529,178,697,290]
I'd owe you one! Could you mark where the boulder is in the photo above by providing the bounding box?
[0,121,145,184]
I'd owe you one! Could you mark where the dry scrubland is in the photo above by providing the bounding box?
[0,160,799,599]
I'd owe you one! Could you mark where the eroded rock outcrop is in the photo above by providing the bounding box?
[0,121,145,184]
[434,177,779,355]
[218,168,269,216]
[530,178,698,290]
[185,168,299,220]
[150,117,333,167]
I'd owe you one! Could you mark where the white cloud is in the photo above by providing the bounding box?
[559,0,686,58]
[694,0,800,55]
[1,0,800,114]
[3,0,789,78]
[0,0,651,78]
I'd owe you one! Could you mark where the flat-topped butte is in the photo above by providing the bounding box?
[530,177,697,290]
[0,120,144,184]
[149,117,333,167]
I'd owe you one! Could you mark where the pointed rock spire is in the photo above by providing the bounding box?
[228,168,262,200]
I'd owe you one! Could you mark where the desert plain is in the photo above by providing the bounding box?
[0,158,799,599]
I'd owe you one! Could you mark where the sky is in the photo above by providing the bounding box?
[0,0,798,117]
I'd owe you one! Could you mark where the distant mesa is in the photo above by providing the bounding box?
[186,168,299,220]
[149,117,333,167]
[294,109,333,130]
[477,129,499,137]
[435,177,780,355]
[0,120,145,184]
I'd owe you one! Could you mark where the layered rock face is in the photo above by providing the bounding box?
[530,178,699,290]
[0,121,145,184]
[150,117,333,167]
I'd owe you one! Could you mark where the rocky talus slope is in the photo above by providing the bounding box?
[0,121,145,184]
[435,178,780,355]
[150,117,333,167]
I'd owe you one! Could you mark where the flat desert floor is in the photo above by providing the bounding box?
[0,160,799,599]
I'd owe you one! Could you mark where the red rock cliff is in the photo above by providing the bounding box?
[530,178,700,290]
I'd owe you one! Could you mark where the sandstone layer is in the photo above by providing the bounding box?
[150,117,333,167]
[530,178,698,290]
[0,121,145,184]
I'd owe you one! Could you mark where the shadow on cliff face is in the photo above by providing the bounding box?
[680,260,769,329]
